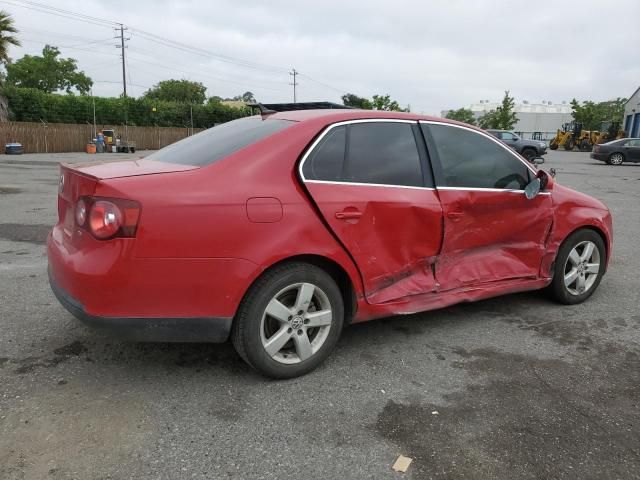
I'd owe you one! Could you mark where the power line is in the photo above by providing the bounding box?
[125,53,291,94]
[299,73,347,95]
[4,0,352,99]
[129,28,288,74]
[0,0,117,28]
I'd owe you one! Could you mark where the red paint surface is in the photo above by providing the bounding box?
[48,110,613,327]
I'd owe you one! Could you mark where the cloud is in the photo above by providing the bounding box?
[6,0,640,114]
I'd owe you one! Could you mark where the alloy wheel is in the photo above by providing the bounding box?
[563,240,601,296]
[609,153,624,165]
[260,282,333,364]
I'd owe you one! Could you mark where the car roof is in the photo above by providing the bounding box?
[263,108,463,127]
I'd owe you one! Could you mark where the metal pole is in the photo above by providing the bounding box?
[289,68,298,103]
[119,24,127,98]
[92,88,96,139]
[40,119,47,154]
[190,104,193,136]
[117,24,128,140]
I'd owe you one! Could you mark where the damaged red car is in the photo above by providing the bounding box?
[48,105,613,378]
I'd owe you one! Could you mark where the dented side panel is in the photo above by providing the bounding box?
[435,189,554,290]
[304,182,443,303]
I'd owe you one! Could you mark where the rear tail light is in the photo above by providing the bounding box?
[75,197,141,240]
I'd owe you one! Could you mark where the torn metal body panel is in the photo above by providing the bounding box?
[434,188,554,291]
[304,182,443,304]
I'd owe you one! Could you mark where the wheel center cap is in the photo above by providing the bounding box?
[291,316,303,329]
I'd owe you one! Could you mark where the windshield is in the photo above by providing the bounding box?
[147,117,295,166]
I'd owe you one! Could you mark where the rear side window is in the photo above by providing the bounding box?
[302,121,424,187]
[147,117,294,166]
[424,123,530,190]
[303,126,346,181]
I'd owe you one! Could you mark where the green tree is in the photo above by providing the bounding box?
[6,45,92,94]
[341,93,372,109]
[445,107,476,125]
[371,94,407,112]
[571,97,627,130]
[207,95,223,104]
[230,91,255,102]
[143,79,207,104]
[478,90,518,129]
[0,10,20,67]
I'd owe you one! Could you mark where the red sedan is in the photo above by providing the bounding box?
[48,107,613,378]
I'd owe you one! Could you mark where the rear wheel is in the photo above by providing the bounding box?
[232,262,344,378]
[549,229,605,305]
[579,140,592,152]
[608,152,624,165]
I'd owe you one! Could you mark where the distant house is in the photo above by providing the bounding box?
[623,87,640,137]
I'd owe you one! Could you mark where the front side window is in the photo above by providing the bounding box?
[302,121,424,187]
[147,117,294,166]
[424,123,531,190]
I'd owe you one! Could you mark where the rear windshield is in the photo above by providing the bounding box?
[147,117,294,166]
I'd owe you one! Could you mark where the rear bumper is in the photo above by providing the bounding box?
[49,267,232,342]
[590,152,608,161]
[47,225,260,341]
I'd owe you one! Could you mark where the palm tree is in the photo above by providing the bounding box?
[0,10,20,66]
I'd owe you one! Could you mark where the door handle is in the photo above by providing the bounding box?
[447,211,464,221]
[335,210,363,220]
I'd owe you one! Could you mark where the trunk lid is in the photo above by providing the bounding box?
[56,159,195,240]
[65,158,198,180]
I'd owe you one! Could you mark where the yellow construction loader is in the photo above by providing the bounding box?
[549,123,595,151]
[593,122,626,144]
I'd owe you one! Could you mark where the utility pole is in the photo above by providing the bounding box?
[117,24,128,98]
[289,68,298,103]
[116,24,129,140]
[190,104,193,136]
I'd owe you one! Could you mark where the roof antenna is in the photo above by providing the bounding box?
[247,103,277,117]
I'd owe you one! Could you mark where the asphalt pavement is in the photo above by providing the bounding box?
[0,149,638,479]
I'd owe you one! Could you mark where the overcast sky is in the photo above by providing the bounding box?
[4,0,639,114]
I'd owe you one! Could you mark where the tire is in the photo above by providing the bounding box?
[521,148,535,161]
[130,147,136,153]
[564,138,575,151]
[579,140,592,152]
[548,229,606,305]
[549,141,558,150]
[232,262,344,379]
[608,152,624,165]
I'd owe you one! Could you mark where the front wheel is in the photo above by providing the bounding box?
[232,262,344,378]
[549,229,606,305]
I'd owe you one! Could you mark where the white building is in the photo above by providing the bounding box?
[471,101,573,139]
[623,86,640,138]
[442,100,574,139]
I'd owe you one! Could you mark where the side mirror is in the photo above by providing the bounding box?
[524,178,541,200]
[532,157,545,165]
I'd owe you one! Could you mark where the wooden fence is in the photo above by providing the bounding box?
[0,122,204,153]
